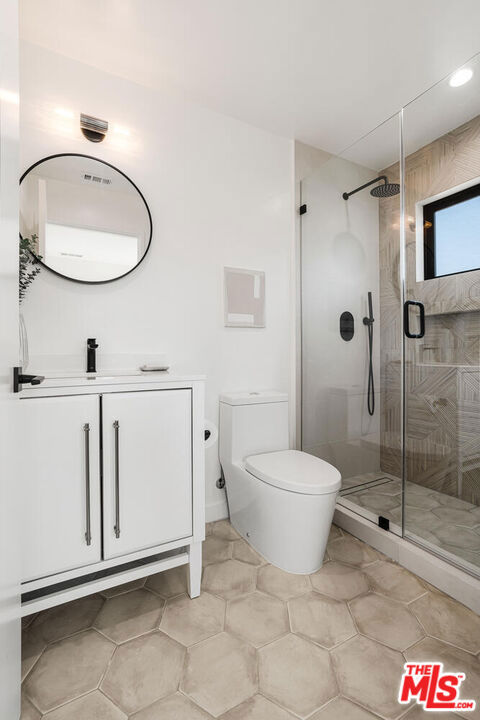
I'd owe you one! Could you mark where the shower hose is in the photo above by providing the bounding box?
[366,316,375,416]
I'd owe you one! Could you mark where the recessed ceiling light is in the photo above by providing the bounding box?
[113,125,130,136]
[449,67,473,87]
[55,107,74,119]
[0,88,19,104]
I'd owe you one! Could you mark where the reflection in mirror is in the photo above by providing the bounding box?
[20,154,152,283]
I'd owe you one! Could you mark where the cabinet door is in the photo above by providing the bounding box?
[21,395,101,582]
[102,389,192,559]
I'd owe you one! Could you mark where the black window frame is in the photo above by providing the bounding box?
[423,181,480,280]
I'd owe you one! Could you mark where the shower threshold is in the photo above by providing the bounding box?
[338,470,480,575]
[339,471,402,532]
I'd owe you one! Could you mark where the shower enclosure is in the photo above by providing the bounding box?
[300,54,480,578]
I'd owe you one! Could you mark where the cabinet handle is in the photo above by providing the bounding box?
[113,420,120,539]
[83,423,92,546]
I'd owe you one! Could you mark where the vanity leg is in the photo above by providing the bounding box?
[187,541,202,598]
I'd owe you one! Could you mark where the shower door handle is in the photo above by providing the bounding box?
[404,300,425,339]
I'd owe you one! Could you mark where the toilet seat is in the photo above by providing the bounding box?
[245,449,341,495]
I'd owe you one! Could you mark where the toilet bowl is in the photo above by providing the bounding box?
[219,391,341,574]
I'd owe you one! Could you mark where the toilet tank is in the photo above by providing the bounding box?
[219,391,289,465]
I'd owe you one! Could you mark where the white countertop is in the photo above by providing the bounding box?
[20,369,206,397]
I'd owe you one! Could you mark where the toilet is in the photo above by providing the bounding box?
[219,391,341,574]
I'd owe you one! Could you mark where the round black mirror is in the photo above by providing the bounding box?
[20,153,152,284]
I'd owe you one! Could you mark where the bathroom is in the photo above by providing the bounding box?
[1,1,480,718]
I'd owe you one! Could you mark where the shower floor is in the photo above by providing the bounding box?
[339,471,480,574]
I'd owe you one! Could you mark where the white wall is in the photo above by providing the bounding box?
[20,42,295,521]
[0,2,21,717]
[300,155,381,479]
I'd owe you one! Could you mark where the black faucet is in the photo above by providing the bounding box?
[86,338,99,373]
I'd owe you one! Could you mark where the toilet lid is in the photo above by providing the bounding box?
[245,449,341,495]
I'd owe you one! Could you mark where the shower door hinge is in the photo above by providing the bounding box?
[378,516,390,531]
[299,204,307,215]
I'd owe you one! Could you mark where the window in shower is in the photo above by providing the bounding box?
[422,180,480,279]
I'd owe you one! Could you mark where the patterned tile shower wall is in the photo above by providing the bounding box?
[379,114,480,505]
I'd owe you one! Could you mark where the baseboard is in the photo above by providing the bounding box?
[334,505,480,614]
[206,498,229,523]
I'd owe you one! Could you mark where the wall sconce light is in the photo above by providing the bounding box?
[80,113,108,143]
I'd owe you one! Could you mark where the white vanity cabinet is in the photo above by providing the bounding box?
[21,395,102,582]
[102,389,193,558]
[20,374,205,615]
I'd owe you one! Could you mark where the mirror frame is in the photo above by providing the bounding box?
[19,153,153,285]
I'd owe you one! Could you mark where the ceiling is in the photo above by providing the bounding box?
[19,0,480,155]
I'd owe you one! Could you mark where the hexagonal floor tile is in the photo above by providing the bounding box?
[405,481,435,497]
[181,632,257,717]
[22,626,46,681]
[405,637,480,720]
[101,579,146,598]
[410,591,480,654]
[258,633,337,717]
[363,561,426,603]
[405,494,440,510]
[329,524,343,542]
[431,506,480,527]
[160,591,225,645]
[220,694,297,719]
[438,544,480,568]
[349,594,424,651]
[41,690,126,719]
[22,613,38,630]
[257,564,310,601]
[94,588,164,644]
[435,494,475,510]
[232,539,266,566]
[289,592,356,648]
[331,635,406,719]
[373,479,403,496]
[202,560,257,599]
[310,696,381,719]
[23,629,115,714]
[29,594,104,644]
[130,692,212,719]
[404,508,443,534]
[101,631,185,714]
[145,565,188,598]
[432,525,480,551]
[226,591,289,647]
[356,492,401,514]
[327,536,380,567]
[211,520,241,540]
[310,561,369,601]
[203,535,233,566]
[21,695,41,720]
[399,707,462,719]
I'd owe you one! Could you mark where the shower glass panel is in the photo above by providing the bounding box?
[300,113,403,535]
[402,53,480,577]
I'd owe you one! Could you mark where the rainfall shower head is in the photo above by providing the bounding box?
[370,180,400,198]
[343,175,400,201]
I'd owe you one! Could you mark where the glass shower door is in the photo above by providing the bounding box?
[300,113,404,535]
[402,55,480,577]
